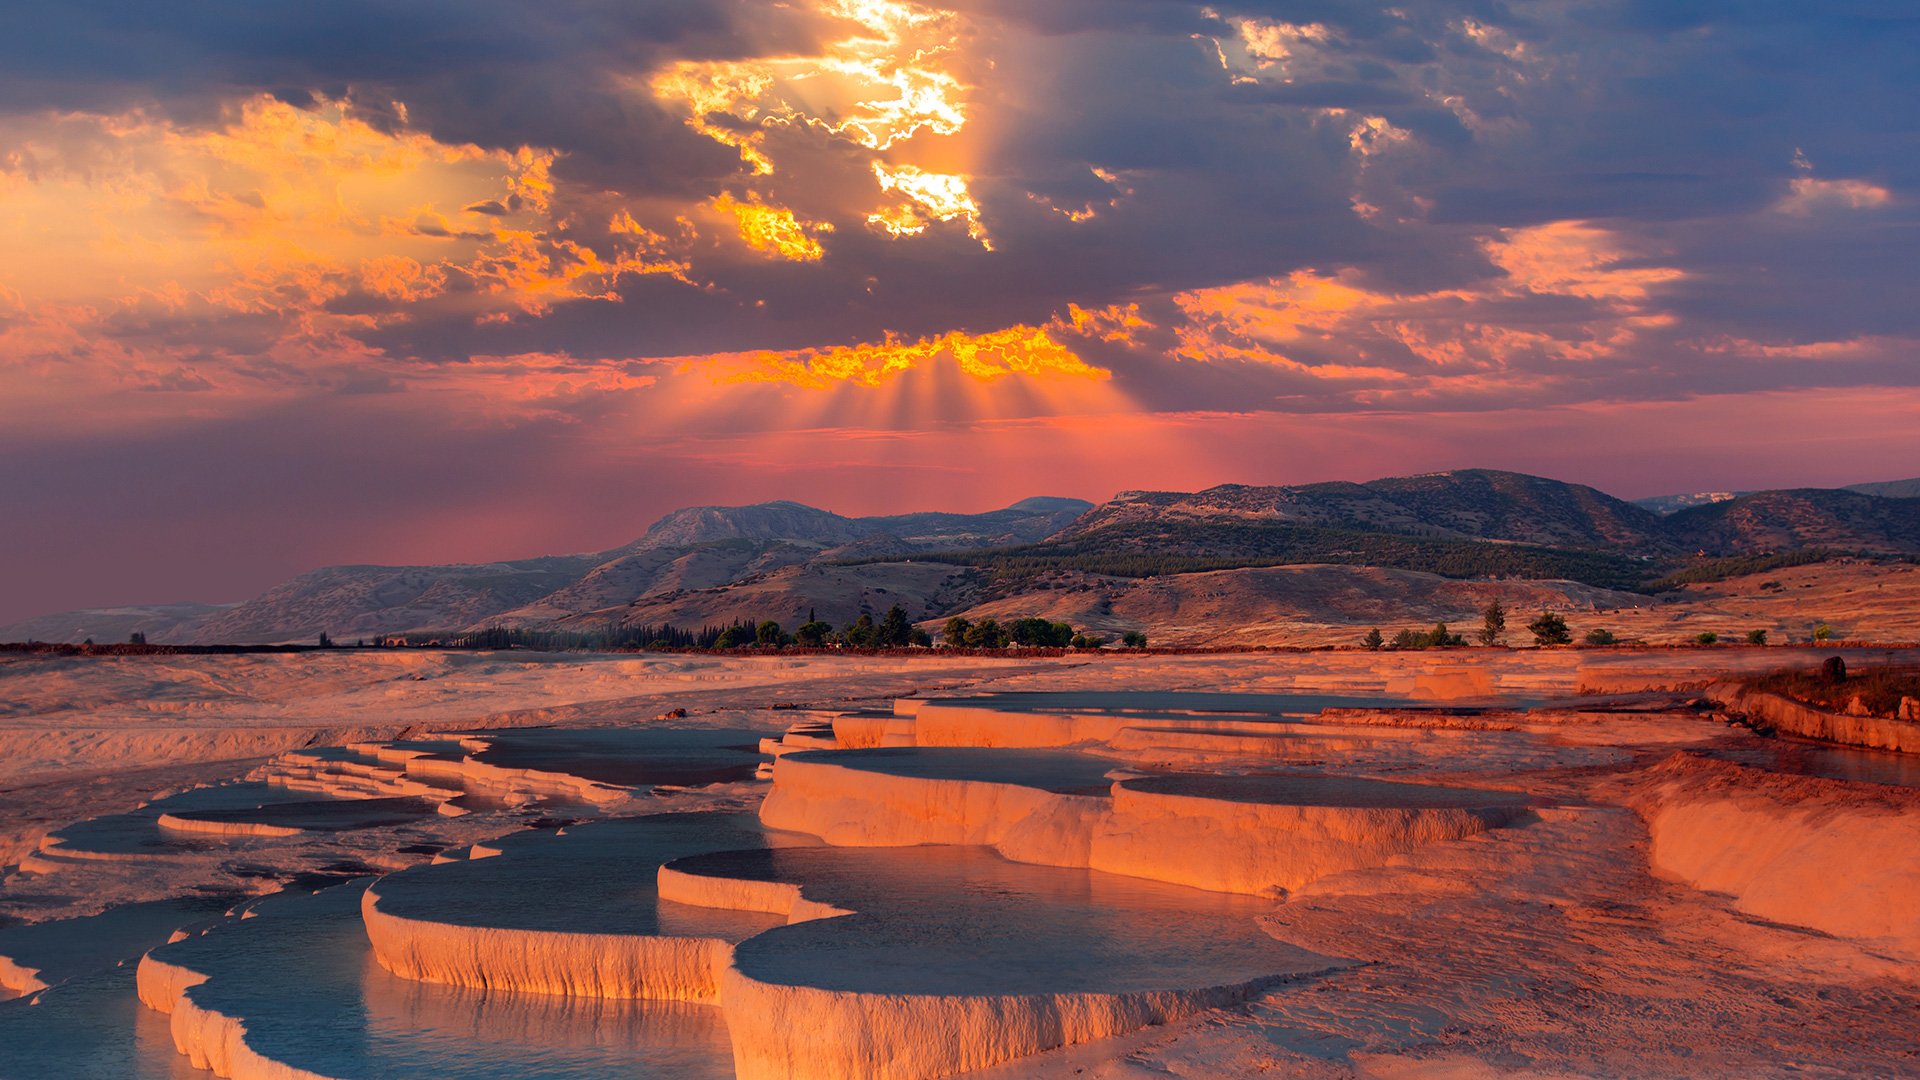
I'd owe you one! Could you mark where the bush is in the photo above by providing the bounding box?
[1362,628,1384,650]
[1584,628,1616,646]
[1528,611,1571,646]
[1749,663,1920,717]
[1121,630,1148,649]
[1010,617,1076,647]
[1746,629,1768,645]
[1812,623,1834,642]
[1695,631,1719,645]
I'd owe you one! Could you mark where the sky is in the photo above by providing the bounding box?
[2,0,1916,619]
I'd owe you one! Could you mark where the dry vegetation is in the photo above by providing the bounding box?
[1748,663,1920,718]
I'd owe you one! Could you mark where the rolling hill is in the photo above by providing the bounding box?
[6,471,1918,646]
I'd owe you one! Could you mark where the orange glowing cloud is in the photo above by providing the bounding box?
[1172,221,1685,392]
[868,162,988,247]
[647,0,987,249]
[708,192,833,261]
[701,319,1109,391]
[0,94,695,323]
[1775,175,1894,215]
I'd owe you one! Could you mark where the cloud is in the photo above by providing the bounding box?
[3,0,1918,619]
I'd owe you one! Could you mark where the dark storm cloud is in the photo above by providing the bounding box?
[15,0,1912,370]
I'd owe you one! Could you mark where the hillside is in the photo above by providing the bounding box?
[1664,489,1920,555]
[0,602,232,646]
[936,564,1650,648]
[1062,470,1670,552]
[1847,478,1920,500]
[7,471,1920,647]
[186,556,602,644]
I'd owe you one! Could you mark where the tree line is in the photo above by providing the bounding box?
[375,605,1145,652]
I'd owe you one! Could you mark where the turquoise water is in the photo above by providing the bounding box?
[149,883,738,1079]
[669,845,1322,996]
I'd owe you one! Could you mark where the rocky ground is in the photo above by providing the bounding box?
[2,650,1917,1077]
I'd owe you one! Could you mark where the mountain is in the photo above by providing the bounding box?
[0,498,1092,644]
[630,497,1090,551]
[10,474,1920,647]
[0,602,232,645]
[1847,478,1920,500]
[186,555,604,644]
[1664,489,1920,555]
[1062,470,1669,552]
[631,502,877,549]
[1634,491,1745,515]
[1636,476,1920,514]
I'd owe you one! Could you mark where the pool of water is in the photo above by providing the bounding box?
[371,813,794,941]
[931,691,1416,719]
[668,845,1322,996]
[1705,741,1920,790]
[785,747,1130,795]
[1120,773,1534,809]
[469,728,768,788]
[150,883,739,1079]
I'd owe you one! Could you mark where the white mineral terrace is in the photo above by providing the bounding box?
[4,651,1920,1077]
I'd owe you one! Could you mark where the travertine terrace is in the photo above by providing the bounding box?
[5,648,1920,1078]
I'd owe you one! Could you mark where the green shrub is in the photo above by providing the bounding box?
[1528,611,1571,646]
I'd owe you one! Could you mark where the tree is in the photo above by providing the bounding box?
[1584,628,1617,646]
[1479,600,1507,647]
[1121,630,1148,649]
[1746,629,1769,645]
[878,605,913,647]
[1010,617,1075,647]
[1390,628,1425,650]
[793,620,833,647]
[965,618,1010,648]
[128,631,148,646]
[1427,622,1465,647]
[1812,623,1834,642]
[1528,611,1571,646]
[1362,628,1385,650]
[1071,633,1109,649]
[755,620,788,647]
[1694,631,1719,645]
[942,617,972,647]
[318,631,334,649]
[909,626,933,647]
[843,613,878,647]
[715,625,754,649]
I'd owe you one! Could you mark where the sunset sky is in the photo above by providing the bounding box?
[4,1,1916,619]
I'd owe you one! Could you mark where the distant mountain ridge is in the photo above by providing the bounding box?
[1846,477,1920,500]
[7,472,1919,645]
[1071,471,1668,552]
[2,498,1093,645]
[1636,477,1920,514]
